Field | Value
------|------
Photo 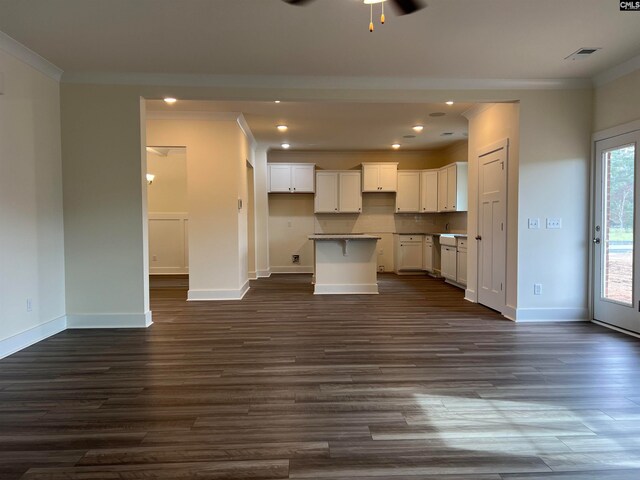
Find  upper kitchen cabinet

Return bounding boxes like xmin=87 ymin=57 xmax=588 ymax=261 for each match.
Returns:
xmin=315 ymin=171 xmax=362 ymax=213
xmin=420 ymin=170 xmax=439 ymax=213
xmin=362 ymin=162 xmax=398 ymax=192
xmin=437 ymin=162 xmax=468 ymax=212
xmin=396 ymin=169 xmax=438 ymax=214
xmin=396 ymin=171 xmax=421 ymax=213
xmin=268 ymin=163 xmax=315 ymax=193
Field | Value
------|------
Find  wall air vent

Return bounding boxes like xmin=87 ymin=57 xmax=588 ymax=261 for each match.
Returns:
xmin=565 ymin=48 xmax=601 ymax=61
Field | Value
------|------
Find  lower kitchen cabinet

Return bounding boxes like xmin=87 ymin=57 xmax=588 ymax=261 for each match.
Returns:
xmin=423 ymin=235 xmax=435 ymax=273
xmin=394 ymin=235 xmax=424 ymax=273
xmin=456 ymin=238 xmax=468 ymax=286
xmin=440 ymin=245 xmax=457 ymax=281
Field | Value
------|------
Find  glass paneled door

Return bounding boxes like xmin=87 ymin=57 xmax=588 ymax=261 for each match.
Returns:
xmin=593 ymin=130 xmax=640 ymax=333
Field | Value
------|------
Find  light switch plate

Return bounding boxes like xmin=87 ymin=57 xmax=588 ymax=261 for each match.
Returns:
xmin=546 ymin=218 xmax=562 ymax=229
xmin=528 ymin=218 xmax=540 ymax=229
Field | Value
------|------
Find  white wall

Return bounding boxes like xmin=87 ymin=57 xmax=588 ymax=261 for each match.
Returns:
xmin=594 ymin=69 xmax=640 ymax=132
xmin=0 ymin=44 xmax=66 ymax=356
xmin=147 ymin=149 xmax=188 ymax=212
xmin=467 ymin=92 xmax=592 ymax=322
xmin=267 ymin=149 xmax=468 ymax=272
xmin=146 ymin=115 xmax=251 ymax=300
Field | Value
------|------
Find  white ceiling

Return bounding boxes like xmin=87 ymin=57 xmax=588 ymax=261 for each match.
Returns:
xmin=146 ymin=99 xmax=474 ymax=150
xmin=0 ymin=0 xmax=638 ymax=80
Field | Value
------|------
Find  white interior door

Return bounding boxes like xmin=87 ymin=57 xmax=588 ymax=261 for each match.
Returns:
xmin=477 ymin=141 xmax=507 ymax=312
xmin=593 ymin=131 xmax=640 ymax=333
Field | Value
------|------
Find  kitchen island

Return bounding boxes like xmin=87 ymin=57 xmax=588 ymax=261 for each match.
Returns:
xmin=308 ymin=234 xmax=381 ymax=294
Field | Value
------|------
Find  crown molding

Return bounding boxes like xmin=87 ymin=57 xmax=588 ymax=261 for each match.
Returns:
xmin=0 ymin=30 xmax=63 ymax=81
xmin=461 ymin=103 xmax=496 ymax=120
xmin=145 ymin=110 xmax=240 ymax=121
xmin=593 ymin=53 xmax=640 ymax=87
xmin=61 ymin=71 xmax=590 ymax=91
xmin=237 ymin=113 xmax=257 ymax=151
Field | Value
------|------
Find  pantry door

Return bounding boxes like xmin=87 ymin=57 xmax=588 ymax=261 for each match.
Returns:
xmin=593 ymin=130 xmax=640 ymax=333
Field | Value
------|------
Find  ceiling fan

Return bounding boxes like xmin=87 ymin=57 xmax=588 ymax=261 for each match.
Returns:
xmin=282 ymin=0 xmax=426 ymax=32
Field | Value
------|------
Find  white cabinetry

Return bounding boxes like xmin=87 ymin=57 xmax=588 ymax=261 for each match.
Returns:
xmin=362 ymin=163 xmax=398 ymax=192
xmin=268 ymin=163 xmax=315 ymax=193
xmin=396 ymin=171 xmax=421 ymax=212
xmin=423 ymin=235 xmax=437 ymax=273
xmin=396 ymin=169 xmax=439 ymax=214
xmin=456 ymin=238 xmax=468 ymax=286
xmin=420 ymin=170 xmax=439 ymax=213
xmin=395 ymin=235 xmax=424 ymax=273
xmin=315 ymin=171 xmax=362 ymax=213
xmin=437 ymin=162 xmax=468 ymax=212
xmin=440 ymin=245 xmax=457 ymax=281
xmin=440 ymin=235 xmax=467 ymax=287
xmin=339 ymin=171 xmax=362 ymax=213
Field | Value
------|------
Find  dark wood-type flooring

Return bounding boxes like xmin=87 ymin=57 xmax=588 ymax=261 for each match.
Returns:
xmin=1 ymin=274 xmax=640 ymax=479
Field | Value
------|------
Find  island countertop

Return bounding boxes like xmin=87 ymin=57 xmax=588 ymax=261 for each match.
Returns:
xmin=309 ymin=234 xmax=381 ymax=240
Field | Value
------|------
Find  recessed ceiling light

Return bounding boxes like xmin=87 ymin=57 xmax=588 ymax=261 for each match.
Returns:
xmin=274 ymin=100 xmax=281 ymax=104
xmin=281 ymin=143 xmax=290 ymax=149
xmin=391 ymin=143 xmax=401 ymax=149
xmin=164 ymin=97 xmax=177 ymax=104
xmin=412 ymin=125 xmax=424 ymax=133
xmin=277 ymin=125 xmax=288 ymax=132
xmin=446 ymin=101 xmax=454 ymax=105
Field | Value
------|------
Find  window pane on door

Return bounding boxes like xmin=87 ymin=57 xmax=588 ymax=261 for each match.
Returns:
xmin=602 ymin=144 xmax=635 ymax=305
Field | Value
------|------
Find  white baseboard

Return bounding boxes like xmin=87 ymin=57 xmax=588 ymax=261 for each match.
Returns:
xmin=512 ymin=307 xmax=589 ymax=323
xmin=314 ymin=283 xmax=379 ymax=295
xmin=257 ymin=269 xmax=271 ymax=278
xmin=592 ymin=319 xmax=640 ymax=339
xmin=248 ymin=271 xmax=258 ymax=280
xmin=270 ymin=266 xmax=314 ymax=274
xmin=503 ymin=304 xmax=517 ymax=321
xmin=188 ymin=280 xmax=250 ymax=301
xmin=464 ymin=288 xmax=477 ymax=303
xmin=67 ymin=311 xmax=153 ymax=329
xmin=0 ymin=315 xmax=67 ymax=359
xmin=150 ymin=268 xmax=189 ymax=275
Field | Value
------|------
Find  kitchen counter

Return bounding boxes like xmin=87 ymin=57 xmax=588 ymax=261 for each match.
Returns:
xmin=309 ymin=234 xmax=380 ymax=295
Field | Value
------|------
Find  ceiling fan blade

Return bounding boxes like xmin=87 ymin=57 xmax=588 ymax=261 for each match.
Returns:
xmin=389 ymin=0 xmax=426 ymax=15
xmin=281 ymin=0 xmax=316 ymax=5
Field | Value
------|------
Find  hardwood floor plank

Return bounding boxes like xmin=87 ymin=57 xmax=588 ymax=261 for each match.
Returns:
xmin=0 ymin=274 xmax=637 ymax=479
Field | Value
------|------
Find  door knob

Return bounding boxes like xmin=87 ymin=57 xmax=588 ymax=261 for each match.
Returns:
xmin=475 ymin=235 xmax=482 ymax=241
xmin=593 ymin=237 xmax=601 ymax=244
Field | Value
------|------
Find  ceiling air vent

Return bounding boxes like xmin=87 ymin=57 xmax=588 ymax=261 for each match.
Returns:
xmin=441 ymin=132 xmax=454 ymax=136
xmin=565 ymin=48 xmax=601 ymax=61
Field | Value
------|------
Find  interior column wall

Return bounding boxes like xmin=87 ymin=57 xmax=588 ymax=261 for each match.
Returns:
xmin=0 ymin=47 xmax=66 ymax=355
xmin=146 ymin=116 xmax=249 ymax=300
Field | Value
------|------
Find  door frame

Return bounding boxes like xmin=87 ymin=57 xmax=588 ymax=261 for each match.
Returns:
xmin=590 ymin=119 xmax=640 ymax=336
xmin=474 ymin=138 xmax=509 ymax=315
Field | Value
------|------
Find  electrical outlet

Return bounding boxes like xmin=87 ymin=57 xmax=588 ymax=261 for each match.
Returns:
xmin=546 ymin=218 xmax=562 ymax=229
xmin=528 ymin=218 xmax=540 ymax=229
xmin=378 ymin=265 xmax=385 ymax=273
xmin=534 ymin=284 xmax=542 ymax=295
xmin=26 ymin=298 xmax=33 ymax=312
xmin=152 ymin=255 xmax=157 ymax=261
xmin=292 ymin=255 xmax=300 ymax=264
